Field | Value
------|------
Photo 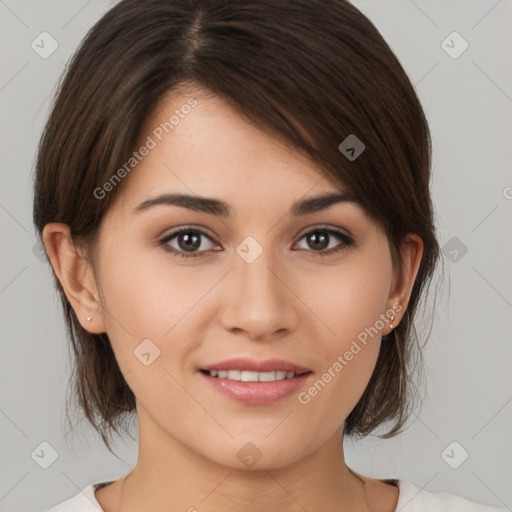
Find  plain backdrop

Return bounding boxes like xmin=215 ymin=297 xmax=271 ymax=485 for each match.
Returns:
xmin=1 ymin=1 xmax=511 ymax=511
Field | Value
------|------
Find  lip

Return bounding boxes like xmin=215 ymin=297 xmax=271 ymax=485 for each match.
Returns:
xmin=199 ymin=371 xmax=312 ymax=405
xmin=200 ymin=357 xmax=311 ymax=374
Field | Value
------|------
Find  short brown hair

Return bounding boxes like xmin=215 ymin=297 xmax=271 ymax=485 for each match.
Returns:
xmin=33 ymin=0 xmax=442 ymax=453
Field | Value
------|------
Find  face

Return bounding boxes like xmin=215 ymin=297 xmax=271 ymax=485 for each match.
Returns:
xmin=79 ymin=87 xmax=413 ymax=469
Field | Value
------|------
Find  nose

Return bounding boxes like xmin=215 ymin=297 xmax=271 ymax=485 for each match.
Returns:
xmin=219 ymin=242 xmax=299 ymax=341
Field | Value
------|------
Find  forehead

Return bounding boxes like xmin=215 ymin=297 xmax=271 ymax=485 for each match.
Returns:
xmin=93 ymin=87 xmax=386 ymax=254
xmin=114 ymin=87 xmax=348 ymax=209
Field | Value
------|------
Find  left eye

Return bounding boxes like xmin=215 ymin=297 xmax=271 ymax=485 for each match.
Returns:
xmin=294 ymin=228 xmax=354 ymax=256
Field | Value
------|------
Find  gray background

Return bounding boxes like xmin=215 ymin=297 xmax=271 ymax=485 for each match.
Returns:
xmin=1 ymin=0 xmax=511 ymax=511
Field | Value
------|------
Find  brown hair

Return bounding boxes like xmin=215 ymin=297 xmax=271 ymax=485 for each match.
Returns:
xmin=33 ymin=0 xmax=443 ymax=453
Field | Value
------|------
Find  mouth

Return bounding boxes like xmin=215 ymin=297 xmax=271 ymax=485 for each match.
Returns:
xmin=197 ymin=358 xmax=313 ymax=405
xmin=199 ymin=369 xmax=311 ymax=382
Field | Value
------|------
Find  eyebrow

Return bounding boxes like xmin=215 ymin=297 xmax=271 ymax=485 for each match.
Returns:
xmin=134 ymin=191 xmax=362 ymax=217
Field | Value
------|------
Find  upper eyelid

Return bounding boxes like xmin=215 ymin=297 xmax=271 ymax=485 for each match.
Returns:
xmin=296 ymin=224 xmax=353 ymax=239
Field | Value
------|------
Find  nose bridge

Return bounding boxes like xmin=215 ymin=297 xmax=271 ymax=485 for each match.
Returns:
xmin=234 ymin=234 xmax=282 ymax=303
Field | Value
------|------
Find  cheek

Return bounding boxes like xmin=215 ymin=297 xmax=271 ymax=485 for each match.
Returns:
xmin=93 ymin=252 xmax=204 ymax=413
xmin=303 ymin=250 xmax=392 ymax=348
xmin=95 ymin=245 xmax=218 ymax=372
xmin=98 ymin=246 xmax=207 ymax=332
xmin=294 ymin=250 xmax=391 ymax=414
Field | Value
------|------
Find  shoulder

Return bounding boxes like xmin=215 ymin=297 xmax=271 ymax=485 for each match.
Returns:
xmin=44 ymin=481 xmax=113 ymax=512
xmin=395 ymin=479 xmax=507 ymax=512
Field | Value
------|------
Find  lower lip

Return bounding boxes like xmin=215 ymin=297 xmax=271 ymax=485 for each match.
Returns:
xmin=199 ymin=371 xmax=312 ymax=405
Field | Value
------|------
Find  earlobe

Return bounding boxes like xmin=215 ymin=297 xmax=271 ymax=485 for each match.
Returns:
xmin=42 ymin=223 xmax=106 ymax=334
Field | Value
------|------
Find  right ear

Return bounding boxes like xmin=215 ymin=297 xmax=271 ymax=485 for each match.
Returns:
xmin=42 ymin=223 xmax=107 ymax=334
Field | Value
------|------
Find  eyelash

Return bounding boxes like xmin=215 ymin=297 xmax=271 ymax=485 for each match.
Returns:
xmin=159 ymin=226 xmax=355 ymax=260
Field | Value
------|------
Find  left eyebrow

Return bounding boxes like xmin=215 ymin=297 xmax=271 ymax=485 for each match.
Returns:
xmin=133 ymin=191 xmax=362 ymax=218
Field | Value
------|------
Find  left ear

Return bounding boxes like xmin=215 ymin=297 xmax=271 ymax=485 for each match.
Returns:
xmin=387 ymin=233 xmax=424 ymax=326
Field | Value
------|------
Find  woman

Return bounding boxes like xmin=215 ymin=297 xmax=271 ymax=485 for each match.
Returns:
xmin=35 ymin=0 xmax=505 ymax=510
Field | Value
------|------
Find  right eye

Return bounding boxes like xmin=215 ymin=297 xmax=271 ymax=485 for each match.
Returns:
xmin=159 ymin=227 xmax=220 ymax=259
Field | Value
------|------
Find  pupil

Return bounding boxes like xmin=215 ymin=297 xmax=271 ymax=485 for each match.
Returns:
xmin=309 ymin=232 xmax=328 ymax=250
xmin=179 ymin=232 xmax=200 ymax=251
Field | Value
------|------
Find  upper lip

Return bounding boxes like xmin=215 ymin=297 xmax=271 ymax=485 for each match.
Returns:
xmin=200 ymin=358 xmax=312 ymax=374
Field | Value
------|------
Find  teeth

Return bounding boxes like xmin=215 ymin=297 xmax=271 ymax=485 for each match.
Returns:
xmin=241 ymin=370 xmax=261 ymax=382
xmin=206 ymin=369 xmax=299 ymax=381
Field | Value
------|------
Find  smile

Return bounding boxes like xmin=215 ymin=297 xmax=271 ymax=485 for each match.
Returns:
xmin=202 ymin=369 xmax=303 ymax=381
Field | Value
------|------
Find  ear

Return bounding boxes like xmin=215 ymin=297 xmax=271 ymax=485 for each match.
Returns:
xmin=386 ymin=233 xmax=424 ymax=331
xmin=42 ymin=223 xmax=106 ymax=334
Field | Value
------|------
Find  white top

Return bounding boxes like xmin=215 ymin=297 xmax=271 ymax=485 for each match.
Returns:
xmin=45 ymin=478 xmax=507 ymax=511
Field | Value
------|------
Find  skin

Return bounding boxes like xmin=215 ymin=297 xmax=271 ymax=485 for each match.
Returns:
xmin=43 ymin=85 xmax=423 ymax=512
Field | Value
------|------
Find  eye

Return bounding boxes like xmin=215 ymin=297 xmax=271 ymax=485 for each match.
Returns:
xmin=158 ymin=226 xmax=355 ymax=260
xmin=159 ymin=227 xmax=219 ymax=259
xmin=294 ymin=227 xmax=355 ymax=256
